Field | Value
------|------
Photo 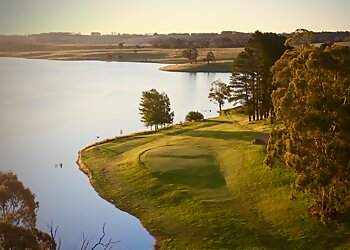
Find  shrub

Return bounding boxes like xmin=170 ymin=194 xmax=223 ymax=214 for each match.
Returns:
xmin=185 ymin=111 xmax=204 ymax=122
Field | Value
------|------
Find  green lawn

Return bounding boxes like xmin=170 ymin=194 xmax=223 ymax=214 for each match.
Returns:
xmin=79 ymin=114 xmax=350 ymax=249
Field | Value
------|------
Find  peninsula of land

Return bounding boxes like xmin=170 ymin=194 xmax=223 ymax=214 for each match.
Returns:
xmin=78 ymin=112 xmax=350 ymax=249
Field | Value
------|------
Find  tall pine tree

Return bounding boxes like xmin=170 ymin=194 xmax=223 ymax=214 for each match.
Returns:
xmin=230 ymin=31 xmax=288 ymax=120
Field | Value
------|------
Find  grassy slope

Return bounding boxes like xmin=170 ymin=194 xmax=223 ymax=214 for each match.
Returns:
xmin=80 ymin=114 xmax=350 ymax=249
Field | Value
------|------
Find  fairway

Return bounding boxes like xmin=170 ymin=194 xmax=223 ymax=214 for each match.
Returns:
xmin=79 ymin=114 xmax=350 ymax=249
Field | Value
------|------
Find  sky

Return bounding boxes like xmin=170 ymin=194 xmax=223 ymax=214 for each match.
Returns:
xmin=0 ymin=0 xmax=349 ymax=35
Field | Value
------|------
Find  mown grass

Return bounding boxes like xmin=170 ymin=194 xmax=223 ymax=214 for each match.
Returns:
xmin=80 ymin=114 xmax=350 ymax=249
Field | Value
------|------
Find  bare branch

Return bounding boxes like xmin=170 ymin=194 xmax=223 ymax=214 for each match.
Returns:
xmin=46 ymin=220 xmax=60 ymax=250
xmin=47 ymin=220 xmax=59 ymax=240
xmin=90 ymin=223 xmax=116 ymax=250
xmin=81 ymin=232 xmax=92 ymax=250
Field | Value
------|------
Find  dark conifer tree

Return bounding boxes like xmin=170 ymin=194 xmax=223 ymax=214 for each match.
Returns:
xmin=230 ymin=31 xmax=288 ymax=120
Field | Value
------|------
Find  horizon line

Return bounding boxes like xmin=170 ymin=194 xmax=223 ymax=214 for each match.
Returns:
xmin=1 ymin=29 xmax=350 ymax=37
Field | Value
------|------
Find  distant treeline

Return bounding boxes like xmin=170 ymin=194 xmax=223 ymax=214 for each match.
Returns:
xmin=151 ymin=31 xmax=251 ymax=48
xmin=0 ymin=31 xmax=349 ymax=51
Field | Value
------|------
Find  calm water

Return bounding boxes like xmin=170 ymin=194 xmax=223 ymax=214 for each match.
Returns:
xmin=0 ymin=57 xmax=230 ymax=249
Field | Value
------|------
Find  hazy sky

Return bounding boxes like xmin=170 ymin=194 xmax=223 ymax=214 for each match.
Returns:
xmin=0 ymin=0 xmax=349 ymax=35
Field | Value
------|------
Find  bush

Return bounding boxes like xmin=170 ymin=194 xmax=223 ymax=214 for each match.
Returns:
xmin=185 ymin=111 xmax=204 ymax=122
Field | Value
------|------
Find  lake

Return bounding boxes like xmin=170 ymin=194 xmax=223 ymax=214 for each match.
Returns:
xmin=0 ymin=57 xmax=231 ymax=249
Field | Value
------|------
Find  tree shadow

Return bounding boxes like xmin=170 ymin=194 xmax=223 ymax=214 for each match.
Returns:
xmin=186 ymin=130 xmax=262 ymax=141
xmin=223 ymin=209 xmax=350 ymax=250
xmin=166 ymin=121 xmax=219 ymax=136
xmin=153 ymin=165 xmax=227 ymax=189
xmin=335 ymin=212 xmax=350 ymax=230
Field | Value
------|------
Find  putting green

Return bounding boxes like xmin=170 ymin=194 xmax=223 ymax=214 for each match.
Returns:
xmin=142 ymin=145 xmax=227 ymax=189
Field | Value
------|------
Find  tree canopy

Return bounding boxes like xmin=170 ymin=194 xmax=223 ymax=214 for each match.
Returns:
xmin=230 ymin=31 xmax=288 ymax=121
xmin=182 ymin=48 xmax=198 ymax=64
xmin=0 ymin=172 xmax=56 ymax=249
xmin=0 ymin=172 xmax=38 ymax=228
xmin=139 ymin=89 xmax=174 ymax=130
xmin=208 ymin=80 xmax=231 ymax=112
xmin=185 ymin=111 xmax=204 ymax=122
xmin=265 ymin=44 xmax=350 ymax=221
xmin=206 ymin=51 xmax=215 ymax=64
xmin=284 ymin=28 xmax=314 ymax=50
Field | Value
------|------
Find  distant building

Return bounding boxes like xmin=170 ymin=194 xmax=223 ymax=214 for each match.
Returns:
xmin=91 ymin=32 xmax=101 ymax=37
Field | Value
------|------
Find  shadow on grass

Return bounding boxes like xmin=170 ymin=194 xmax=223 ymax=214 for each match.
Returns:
xmin=150 ymin=154 xmax=213 ymax=160
xmin=166 ymin=120 xmax=233 ymax=136
xmin=336 ymin=212 xmax=350 ymax=230
xmin=153 ymin=165 xmax=227 ymax=189
xmin=223 ymin=208 xmax=350 ymax=250
xmin=187 ymin=130 xmax=261 ymax=141
xmin=240 ymin=226 xmax=293 ymax=250
xmin=166 ymin=121 xmax=216 ymax=135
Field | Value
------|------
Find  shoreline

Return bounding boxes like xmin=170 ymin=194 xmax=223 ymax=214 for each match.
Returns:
xmin=75 ymin=125 xmax=189 ymax=249
xmin=0 ymin=47 xmax=242 ymax=72
xmin=0 ymin=55 xmax=233 ymax=73
xmin=76 ymin=148 xmax=160 ymax=250
xmin=159 ymin=61 xmax=233 ymax=73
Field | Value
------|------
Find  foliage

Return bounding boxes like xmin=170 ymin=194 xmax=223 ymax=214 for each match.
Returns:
xmin=212 ymin=36 xmax=234 ymax=48
xmin=150 ymin=37 xmax=187 ymax=49
xmin=208 ymin=80 xmax=231 ymax=111
xmin=182 ymin=48 xmax=198 ymax=64
xmin=285 ymin=28 xmax=314 ymax=50
xmin=205 ymin=51 xmax=215 ymax=64
xmin=0 ymin=172 xmax=56 ymax=249
xmin=230 ymin=30 xmax=288 ymax=121
xmin=118 ymin=42 xmax=125 ymax=50
xmin=185 ymin=111 xmax=204 ymax=122
xmin=139 ymin=89 xmax=174 ymax=130
xmin=0 ymin=172 xmax=38 ymax=228
xmin=265 ymin=44 xmax=350 ymax=221
xmin=0 ymin=222 xmax=56 ymax=250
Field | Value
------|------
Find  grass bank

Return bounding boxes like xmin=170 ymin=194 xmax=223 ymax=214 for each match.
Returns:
xmin=79 ymin=114 xmax=350 ymax=249
xmin=159 ymin=61 xmax=233 ymax=73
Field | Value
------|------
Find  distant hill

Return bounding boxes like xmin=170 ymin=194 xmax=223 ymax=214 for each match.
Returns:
xmin=0 ymin=31 xmax=349 ymax=52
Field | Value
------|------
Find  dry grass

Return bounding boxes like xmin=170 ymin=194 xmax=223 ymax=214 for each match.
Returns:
xmin=0 ymin=45 xmax=243 ymax=65
xmin=160 ymin=61 xmax=234 ymax=73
